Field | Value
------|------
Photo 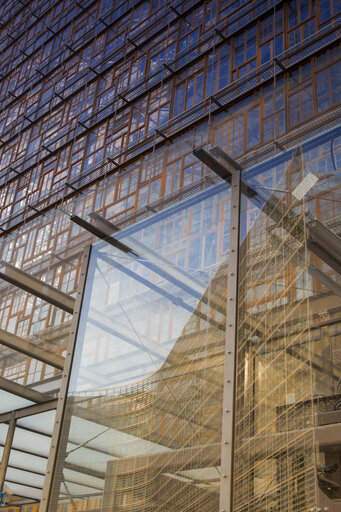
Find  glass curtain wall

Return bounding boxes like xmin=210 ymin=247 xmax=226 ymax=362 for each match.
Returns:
xmin=47 ymin=127 xmax=341 ymax=512
xmin=233 ymin=129 xmax=341 ymax=512
xmin=49 ymin=180 xmax=231 ymax=511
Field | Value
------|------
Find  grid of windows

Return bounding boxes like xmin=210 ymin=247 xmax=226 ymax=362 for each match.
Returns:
xmin=0 ymin=1 xmax=340 ymax=509
xmin=0 ymin=0 xmax=339 ymax=235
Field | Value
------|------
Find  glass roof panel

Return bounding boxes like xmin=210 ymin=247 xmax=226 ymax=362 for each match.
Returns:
xmin=68 ymin=415 xmax=166 ymax=458
xmin=63 ymin=468 xmax=104 ymax=491
xmin=0 ymin=447 xmax=48 ymax=473
xmin=0 ymin=390 xmax=34 ymax=413
xmin=30 ymin=375 xmax=61 ymax=394
xmin=12 ymin=427 xmax=51 ymax=458
xmin=16 ymin=410 xmax=56 ymax=435
xmin=5 ymin=467 xmax=44 ymax=488
xmin=0 ymin=423 xmax=8 ymax=444
xmin=65 ymin=445 xmax=112 ymax=473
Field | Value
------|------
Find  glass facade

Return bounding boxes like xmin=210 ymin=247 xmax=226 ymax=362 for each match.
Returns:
xmin=0 ymin=0 xmax=340 ymax=510
xmin=51 ymin=182 xmax=230 ymax=510
xmin=44 ymin=125 xmax=341 ymax=512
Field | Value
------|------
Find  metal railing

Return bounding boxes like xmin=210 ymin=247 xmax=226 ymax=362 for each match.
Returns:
xmin=0 ymin=0 xmax=143 ymax=114
xmin=0 ymin=0 xmax=281 ymax=175
xmin=0 ymin=0 xmax=57 ymax=57
xmin=1 ymin=19 xmax=339 ymax=234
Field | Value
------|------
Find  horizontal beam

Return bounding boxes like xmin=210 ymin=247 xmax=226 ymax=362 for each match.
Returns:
xmin=4 ymin=477 xmax=43 ymax=490
xmin=193 ymin=147 xmax=234 ymax=181
xmin=64 ymin=461 xmax=105 ymax=480
xmin=308 ymin=265 xmax=341 ymax=298
xmin=0 ymin=328 xmax=64 ymax=370
xmin=107 ymin=442 xmax=221 ymax=474
xmin=0 ymin=440 xmax=48 ymax=459
xmin=0 ymin=375 xmax=49 ymax=404
xmin=209 ymin=147 xmax=258 ymax=199
xmin=0 ymin=260 xmax=75 ymax=314
xmin=307 ymin=239 xmax=341 ymax=276
xmin=308 ymin=219 xmax=341 ymax=264
xmin=194 ymin=147 xmax=258 ymax=204
xmin=70 ymin=215 xmax=138 ymax=256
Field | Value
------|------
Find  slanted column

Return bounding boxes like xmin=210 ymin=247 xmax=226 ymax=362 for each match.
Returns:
xmin=0 ymin=411 xmax=16 ymax=496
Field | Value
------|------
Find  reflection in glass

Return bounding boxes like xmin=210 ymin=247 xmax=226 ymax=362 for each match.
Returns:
xmin=51 ymin=184 xmax=231 ymax=511
xmin=233 ymin=131 xmax=341 ymax=512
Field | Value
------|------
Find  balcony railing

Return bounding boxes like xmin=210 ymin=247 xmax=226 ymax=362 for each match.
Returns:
xmin=1 ymin=19 xmax=339 ymax=235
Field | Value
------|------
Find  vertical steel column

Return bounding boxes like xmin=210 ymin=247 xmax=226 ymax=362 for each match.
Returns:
xmin=0 ymin=411 xmax=16 ymax=493
xmin=40 ymin=245 xmax=92 ymax=512
xmin=219 ymin=168 xmax=241 ymax=512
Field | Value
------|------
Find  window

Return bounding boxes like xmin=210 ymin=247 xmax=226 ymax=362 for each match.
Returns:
xmin=260 ymin=10 xmax=284 ymax=65
xmin=173 ymin=66 xmax=204 ymax=116
xmin=147 ymin=83 xmax=171 ymax=130
xmin=233 ymin=25 xmax=257 ymax=79
xmin=315 ymin=60 xmax=341 ymax=111
xmin=289 ymin=86 xmax=313 ymax=126
xmin=247 ymin=105 xmax=260 ymax=149
xmin=288 ymin=0 xmax=316 ymax=45
xmin=204 ymin=0 xmax=217 ymax=30
xmin=214 ymin=113 xmax=244 ymax=158
xmin=318 ymin=0 xmax=341 ymax=23
xmin=263 ymin=80 xmax=286 ymax=141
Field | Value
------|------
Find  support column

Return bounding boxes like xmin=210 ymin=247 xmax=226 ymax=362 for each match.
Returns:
xmin=219 ymin=168 xmax=241 ymax=512
xmin=40 ymin=245 xmax=91 ymax=512
xmin=0 ymin=411 xmax=16 ymax=494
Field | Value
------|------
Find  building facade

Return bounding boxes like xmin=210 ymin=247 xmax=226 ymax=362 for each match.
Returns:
xmin=0 ymin=0 xmax=340 ymax=511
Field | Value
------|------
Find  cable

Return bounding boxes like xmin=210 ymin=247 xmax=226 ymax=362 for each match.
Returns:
xmin=116 ymin=297 xmax=222 ymax=481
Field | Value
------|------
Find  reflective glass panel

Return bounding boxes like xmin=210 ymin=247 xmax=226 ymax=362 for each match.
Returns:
xmin=50 ymin=181 xmax=231 ymax=511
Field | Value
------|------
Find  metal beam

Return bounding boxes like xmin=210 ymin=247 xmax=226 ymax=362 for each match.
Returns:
xmin=194 ymin=147 xmax=242 ymax=512
xmin=70 ymin=215 xmax=138 ymax=256
xmin=209 ymin=147 xmax=258 ymax=200
xmin=194 ymin=147 xmax=244 ymax=511
xmin=0 ymin=260 xmax=75 ymax=314
xmin=0 ymin=411 xmax=16 ymax=492
xmin=64 ymin=461 xmax=105 ymax=480
xmin=307 ymin=239 xmax=341 ymax=276
xmin=308 ymin=265 xmax=341 ymax=298
xmin=193 ymin=147 xmax=235 ymax=181
xmin=90 ymin=213 xmax=225 ymax=315
xmin=0 ymin=399 xmax=57 ymax=424
xmin=308 ymin=219 xmax=341 ymax=264
xmin=0 ymin=329 xmax=64 ymax=370
xmin=40 ymin=245 xmax=91 ymax=512
xmin=0 ymin=376 xmax=49 ymax=404
xmin=220 ymin=162 xmax=241 ymax=512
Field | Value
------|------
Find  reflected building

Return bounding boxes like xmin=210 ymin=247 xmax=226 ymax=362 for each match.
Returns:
xmin=0 ymin=1 xmax=340 ymax=512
